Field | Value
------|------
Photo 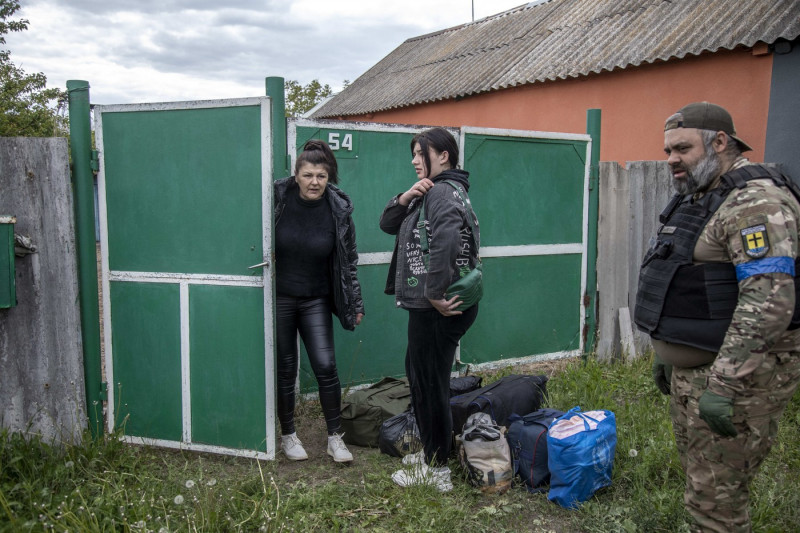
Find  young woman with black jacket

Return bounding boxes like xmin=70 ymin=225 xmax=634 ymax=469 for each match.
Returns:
xmin=379 ymin=127 xmax=480 ymax=491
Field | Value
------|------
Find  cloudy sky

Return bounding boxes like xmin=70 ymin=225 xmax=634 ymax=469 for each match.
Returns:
xmin=5 ymin=0 xmax=528 ymax=105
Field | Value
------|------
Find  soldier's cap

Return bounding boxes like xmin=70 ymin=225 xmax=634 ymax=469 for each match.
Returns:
xmin=664 ymin=102 xmax=753 ymax=152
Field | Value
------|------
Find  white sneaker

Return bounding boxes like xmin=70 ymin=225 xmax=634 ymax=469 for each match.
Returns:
xmin=327 ymin=433 xmax=354 ymax=463
xmin=402 ymin=451 xmax=425 ymax=466
xmin=391 ymin=464 xmax=453 ymax=492
xmin=281 ymin=433 xmax=308 ymax=461
xmin=430 ymin=466 xmax=454 ymax=492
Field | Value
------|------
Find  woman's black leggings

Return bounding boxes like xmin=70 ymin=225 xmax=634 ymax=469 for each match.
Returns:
xmin=275 ymin=295 xmax=343 ymax=436
xmin=406 ymin=304 xmax=479 ymax=467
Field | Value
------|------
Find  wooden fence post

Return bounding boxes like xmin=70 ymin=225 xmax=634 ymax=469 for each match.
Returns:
xmin=597 ymin=161 xmax=673 ymax=358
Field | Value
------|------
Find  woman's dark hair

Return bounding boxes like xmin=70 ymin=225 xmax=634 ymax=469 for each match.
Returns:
xmin=410 ymin=127 xmax=459 ymax=174
xmin=295 ymin=139 xmax=338 ymax=184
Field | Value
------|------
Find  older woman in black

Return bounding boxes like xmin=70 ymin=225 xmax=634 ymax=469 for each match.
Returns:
xmin=273 ymin=140 xmax=364 ymax=462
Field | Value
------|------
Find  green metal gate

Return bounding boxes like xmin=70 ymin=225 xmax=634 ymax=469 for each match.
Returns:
xmin=96 ymin=98 xmax=275 ymax=458
xmin=289 ymin=119 xmax=593 ymax=392
xmin=95 ymin=102 xmax=593 ymax=455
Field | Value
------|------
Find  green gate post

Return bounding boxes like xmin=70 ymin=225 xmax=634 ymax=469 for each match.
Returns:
xmin=265 ymin=77 xmax=288 ymax=179
xmin=67 ymin=80 xmax=103 ymax=438
xmin=584 ymin=109 xmax=601 ymax=358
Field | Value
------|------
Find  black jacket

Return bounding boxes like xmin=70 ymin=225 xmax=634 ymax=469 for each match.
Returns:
xmin=274 ymin=177 xmax=364 ymax=330
xmin=379 ymin=169 xmax=479 ymax=309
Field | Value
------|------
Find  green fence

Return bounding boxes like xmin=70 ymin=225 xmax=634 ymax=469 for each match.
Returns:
xmin=290 ymin=120 xmax=593 ymax=392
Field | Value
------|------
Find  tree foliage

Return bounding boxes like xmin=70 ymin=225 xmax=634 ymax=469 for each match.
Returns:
xmin=284 ymin=79 xmax=333 ymax=117
xmin=0 ymin=0 xmax=66 ymax=137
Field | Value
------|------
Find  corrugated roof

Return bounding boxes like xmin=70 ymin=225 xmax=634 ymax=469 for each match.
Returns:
xmin=313 ymin=0 xmax=800 ymax=118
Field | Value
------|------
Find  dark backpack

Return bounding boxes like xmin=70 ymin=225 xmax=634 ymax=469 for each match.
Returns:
xmin=340 ymin=377 xmax=412 ymax=447
xmin=450 ymin=374 xmax=548 ymax=433
xmin=507 ymin=408 xmax=565 ymax=493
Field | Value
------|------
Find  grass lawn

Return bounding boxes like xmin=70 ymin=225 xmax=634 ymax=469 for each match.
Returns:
xmin=2 ymin=355 xmax=798 ymax=532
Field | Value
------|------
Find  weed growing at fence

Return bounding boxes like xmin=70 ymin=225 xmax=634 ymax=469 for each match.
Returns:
xmin=1 ymin=355 xmax=798 ymax=532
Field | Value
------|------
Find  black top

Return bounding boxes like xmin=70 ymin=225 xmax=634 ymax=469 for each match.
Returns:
xmin=275 ymin=189 xmax=335 ymax=297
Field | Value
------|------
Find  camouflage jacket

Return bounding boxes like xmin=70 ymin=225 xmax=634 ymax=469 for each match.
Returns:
xmin=696 ymin=159 xmax=800 ymax=397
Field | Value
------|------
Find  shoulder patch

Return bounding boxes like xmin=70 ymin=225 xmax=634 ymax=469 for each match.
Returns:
xmin=741 ymin=224 xmax=770 ymax=258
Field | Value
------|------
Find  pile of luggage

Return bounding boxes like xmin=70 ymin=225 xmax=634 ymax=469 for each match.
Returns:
xmin=340 ymin=373 xmax=617 ymax=508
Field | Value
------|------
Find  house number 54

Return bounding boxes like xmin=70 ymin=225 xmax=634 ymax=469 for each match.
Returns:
xmin=327 ymin=132 xmax=353 ymax=151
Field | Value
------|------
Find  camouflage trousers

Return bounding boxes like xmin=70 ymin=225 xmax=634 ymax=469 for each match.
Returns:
xmin=670 ymin=351 xmax=800 ymax=533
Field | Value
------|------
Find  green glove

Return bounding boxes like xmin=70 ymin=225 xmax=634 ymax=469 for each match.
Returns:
xmin=698 ymin=390 xmax=738 ymax=437
xmin=652 ymin=354 xmax=673 ymax=395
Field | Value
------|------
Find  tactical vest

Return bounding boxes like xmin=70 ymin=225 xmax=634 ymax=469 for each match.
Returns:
xmin=633 ymin=164 xmax=800 ymax=353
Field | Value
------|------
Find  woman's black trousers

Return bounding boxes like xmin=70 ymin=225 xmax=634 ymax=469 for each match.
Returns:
xmin=275 ymin=295 xmax=343 ymax=436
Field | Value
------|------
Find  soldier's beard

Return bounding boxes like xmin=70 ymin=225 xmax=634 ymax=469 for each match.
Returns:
xmin=672 ymin=150 xmax=721 ymax=195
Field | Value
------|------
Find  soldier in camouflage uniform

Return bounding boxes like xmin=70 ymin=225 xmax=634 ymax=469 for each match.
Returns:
xmin=634 ymin=102 xmax=800 ymax=532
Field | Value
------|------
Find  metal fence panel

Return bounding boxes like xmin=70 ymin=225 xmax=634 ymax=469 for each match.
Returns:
xmin=97 ymin=98 xmax=275 ymax=459
xmin=460 ymin=130 xmax=590 ymax=364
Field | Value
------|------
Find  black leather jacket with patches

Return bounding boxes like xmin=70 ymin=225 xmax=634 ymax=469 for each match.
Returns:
xmin=379 ymin=169 xmax=479 ymax=309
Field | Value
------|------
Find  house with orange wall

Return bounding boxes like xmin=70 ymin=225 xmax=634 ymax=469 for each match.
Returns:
xmin=313 ymin=0 xmax=800 ymax=177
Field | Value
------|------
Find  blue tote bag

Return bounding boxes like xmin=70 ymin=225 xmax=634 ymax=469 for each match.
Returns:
xmin=547 ymin=406 xmax=617 ymax=509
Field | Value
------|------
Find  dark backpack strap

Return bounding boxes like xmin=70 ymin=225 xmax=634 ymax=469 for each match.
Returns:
xmin=722 ymin=164 xmax=786 ymax=189
xmin=451 ymin=377 xmax=504 ymax=407
xmin=521 ymin=408 xmax=565 ymax=426
xmin=724 ymin=167 xmax=750 ymax=189
xmin=720 ymin=164 xmax=800 ymax=207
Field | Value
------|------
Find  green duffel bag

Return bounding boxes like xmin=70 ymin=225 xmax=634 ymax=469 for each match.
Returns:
xmin=340 ymin=377 xmax=412 ymax=447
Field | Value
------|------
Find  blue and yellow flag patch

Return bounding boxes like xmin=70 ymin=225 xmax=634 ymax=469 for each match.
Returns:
xmin=741 ymin=224 xmax=770 ymax=258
